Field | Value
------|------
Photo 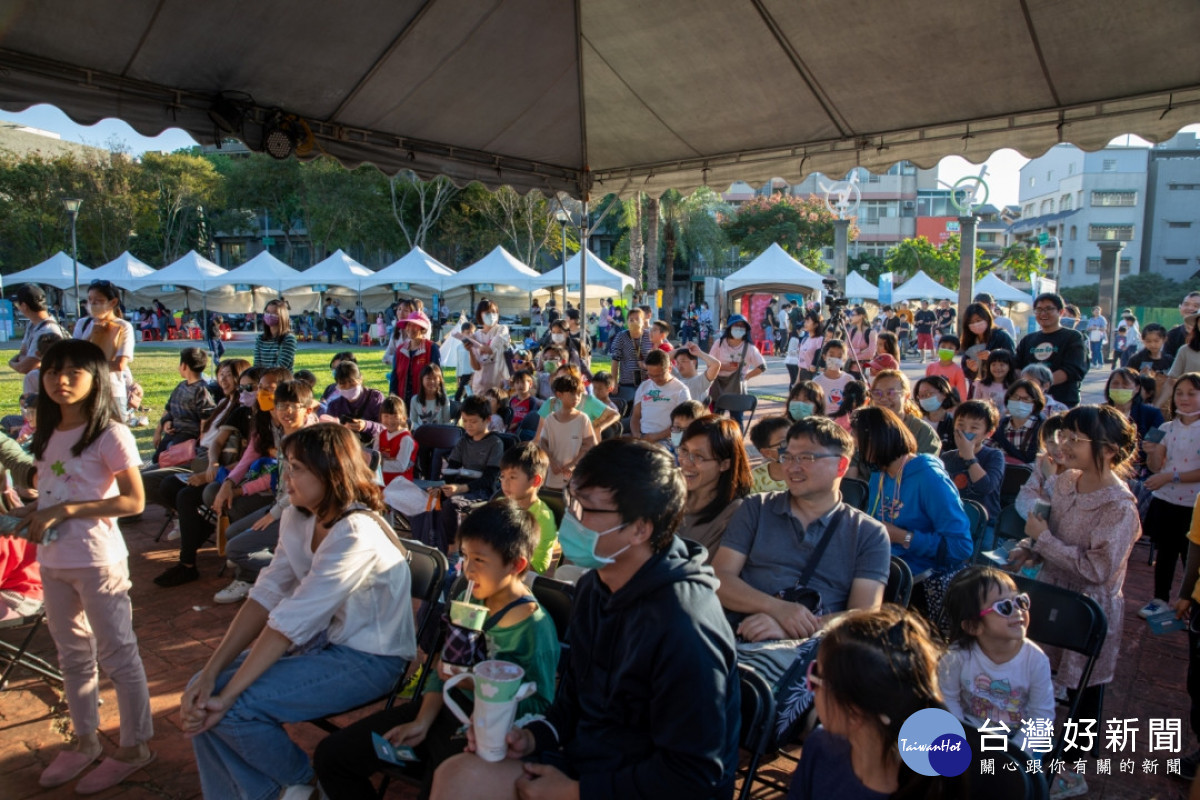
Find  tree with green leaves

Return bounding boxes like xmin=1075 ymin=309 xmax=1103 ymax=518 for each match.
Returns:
xmin=658 ymin=187 xmax=729 ymax=315
xmin=883 ymin=235 xmax=988 ymax=289
xmin=137 ymin=151 xmax=222 ymax=264
xmin=722 ymin=193 xmax=850 ymax=269
xmin=988 ymin=242 xmax=1047 ymax=283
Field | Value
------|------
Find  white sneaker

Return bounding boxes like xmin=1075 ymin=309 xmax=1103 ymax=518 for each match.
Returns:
xmin=1139 ymin=598 xmax=1170 ymax=618
xmin=165 ymin=521 xmax=181 ymax=541
xmin=213 ymin=580 xmax=253 ymax=604
xmin=278 ymin=786 xmax=313 ymax=800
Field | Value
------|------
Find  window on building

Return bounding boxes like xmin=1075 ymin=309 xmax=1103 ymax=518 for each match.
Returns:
xmin=1165 ymin=258 xmax=1189 ymax=266
xmin=1069 ymin=225 xmax=1077 ymax=241
xmin=1102 ymin=159 xmax=1118 ymax=172
xmin=1068 ymin=258 xmax=1075 ymax=274
xmin=860 ymin=200 xmax=896 ymax=222
xmin=978 ymin=232 xmax=996 ymax=243
xmin=1040 ymin=199 xmax=1054 ymax=214
xmin=220 ymin=242 xmax=246 ymax=266
xmin=1029 ymin=176 xmax=1036 ymax=187
xmin=1089 ymin=224 xmax=1134 ymax=241
xmin=1060 ymin=194 xmax=1073 ymax=211
xmin=1024 ymin=203 xmax=1035 ymax=217
xmin=1091 ymin=190 xmax=1137 ymax=207
xmin=1168 ymin=183 xmax=1200 ymax=190
xmin=1085 ymin=258 xmax=1132 ymax=274
xmin=1068 ymin=163 xmax=1076 ymax=175
xmin=1168 ymin=221 xmax=1193 ymax=228
xmin=1046 ymin=170 xmax=1053 ymax=181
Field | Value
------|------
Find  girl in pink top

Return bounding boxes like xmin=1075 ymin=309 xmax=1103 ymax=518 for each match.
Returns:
xmin=15 ymin=339 xmax=154 ymax=793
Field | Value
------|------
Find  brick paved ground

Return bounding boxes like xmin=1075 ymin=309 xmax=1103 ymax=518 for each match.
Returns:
xmin=1 ymin=353 xmax=1194 ymax=799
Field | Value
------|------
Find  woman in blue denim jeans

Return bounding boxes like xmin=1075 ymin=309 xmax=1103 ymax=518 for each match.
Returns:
xmin=180 ymin=424 xmax=417 ymax=800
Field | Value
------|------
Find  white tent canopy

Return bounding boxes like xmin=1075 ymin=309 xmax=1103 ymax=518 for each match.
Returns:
xmin=535 ymin=250 xmax=633 ymax=299
xmin=2 ymin=2 xmax=1196 ymax=199
xmin=975 ymin=272 xmax=1034 ymax=305
xmin=6 ymin=251 xmax=93 ymax=290
xmin=891 ymin=270 xmax=956 ymax=302
xmin=126 ymin=250 xmax=227 ymax=291
xmin=362 ymin=246 xmax=456 ymax=292
xmin=221 ymin=250 xmax=304 ymax=293
xmin=281 ymin=249 xmax=375 ymax=292
xmin=845 ymin=271 xmax=879 ymax=301
xmin=443 ymin=246 xmax=545 ymax=293
xmin=88 ymin=251 xmax=155 ymax=288
xmin=723 ymin=244 xmax=825 ymax=295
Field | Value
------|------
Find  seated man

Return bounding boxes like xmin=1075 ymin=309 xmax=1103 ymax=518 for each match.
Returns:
xmin=431 ymin=439 xmax=740 ymax=800
xmin=713 ymin=417 xmax=891 ymax=643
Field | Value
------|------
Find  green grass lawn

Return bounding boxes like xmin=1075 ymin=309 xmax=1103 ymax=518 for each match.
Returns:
xmin=0 ymin=343 xmax=611 ymax=458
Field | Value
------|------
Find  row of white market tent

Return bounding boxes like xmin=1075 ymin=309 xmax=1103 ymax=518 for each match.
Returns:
xmin=719 ymin=243 xmax=1032 ymax=306
xmin=2 ymin=246 xmax=637 ymax=316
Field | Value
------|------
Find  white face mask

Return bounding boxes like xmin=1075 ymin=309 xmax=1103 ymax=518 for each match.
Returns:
xmin=552 ymin=333 xmax=566 ymax=344
xmin=826 ymin=356 xmax=844 ymax=371
xmin=730 ymin=327 xmax=746 ymax=340
xmin=483 ymin=313 xmax=498 ymax=326
xmin=339 ymin=385 xmax=364 ymax=402
xmin=670 ymin=431 xmax=684 ymax=448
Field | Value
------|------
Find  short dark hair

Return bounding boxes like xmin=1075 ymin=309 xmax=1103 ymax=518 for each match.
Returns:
xmin=34 ymin=331 xmax=63 ymax=358
xmin=786 ymin=416 xmax=854 ymax=458
xmin=953 ymin=399 xmax=998 ymax=430
xmin=15 ymin=284 xmax=47 ymax=312
xmin=670 ymin=399 xmax=707 ymax=422
xmin=511 ymin=369 xmax=535 ymax=385
xmin=334 ymin=361 xmax=362 ymax=384
xmin=381 ymin=394 xmax=407 ymax=421
xmin=457 ymin=499 xmax=539 ymax=571
xmin=749 ymin=415 xmax=792 ymax=450
xmin=459 ymin=395 xmax=491 ymax=420
xmin=179 ymin=346 xmax=209 ymax=375
xmin=1142 ymin=323 xmax=1167 ymax=339
xmin=1034 ymin=292 xmax=1065 ymax=311
xmin=330 ymin=351 xmax=357 ymax=367
xmin=590 ymin=370 xmax=613 ymax=387
xmin=293 ymin=369 xmax=317 ymax=389
xmin=500 ymin=441 xmax=548 ymax=481
xmin=852 ymin=407 xmax=916 ymax=470
xmin=652 ymin=320 xmax=671 ymax=336
xmin=275 ymin=379 xmax=314 ymax=407
xmin=672 ymin=348 xmax=697 ymax=363
xmin=939 ymin=334 xmax=960 ymax=349
xmin=1005 ymin=379 xmax=1046 ymax=417
xmin=552 ymin=373 xmax=583 ymax=394
xmin=644 ymin=349 xmax=669 ymax=369
xmin=571 ymin=439 xmax=686 ymax=554
xmin=945 ymin=566 xmax=1018 ymax=647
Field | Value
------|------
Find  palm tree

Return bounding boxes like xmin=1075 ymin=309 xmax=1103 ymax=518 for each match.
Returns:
xmin=645 ymin=194 xmax=660 ymax=302
xmin=659 ymin=187 xmax=729 ymax=320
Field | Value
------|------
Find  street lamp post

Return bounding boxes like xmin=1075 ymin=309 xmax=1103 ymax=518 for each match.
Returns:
xmin=555 ymin=209 xmax=570 ymax=309
xmin=63 ymin=198 xmax=82 ymax=320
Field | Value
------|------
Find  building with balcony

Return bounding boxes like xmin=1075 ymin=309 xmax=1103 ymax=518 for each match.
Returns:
xmin=1141 ymin=132 xmax=1200 ymax=283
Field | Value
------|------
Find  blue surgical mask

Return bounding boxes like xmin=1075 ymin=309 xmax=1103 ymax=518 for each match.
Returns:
xmin=919 ymin=395 xmax=943 ymax=413
xmin=670 ymin=431 xmax=684 ymax=448
xmin=789 ymin=401 xmax=815 ymax=420
xmin=962 ymin=431 xmax=978 ymax=442
xmin=1007 ymin=400 xmax=1035 ymax=419
xmin=557 ymin=513 xmax=629 ymax=570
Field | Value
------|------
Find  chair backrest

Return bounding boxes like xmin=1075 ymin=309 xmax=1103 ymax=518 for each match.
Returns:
xmin=963 ymin=724 xmax=1046 ymax=800
xmin=737 ymin=664 xmax=778 ymax=775
xmin=1013 ymin=575 xmax=1107 ymax=663
xmin=840 ymin=477 xmax=870 ymax=512
xmin=538 ymin=489 xmax=566 ymax=527
xmin=400 ymin=537 xmax=450 ymax=642
xmin=994 ymin=503 xmax=1025 ymax=544
xmin=610 ymin=395 xmax=629 ymax=418
xmin=884 ymin=556 xmax=913 ymax=608
xmin=531 ymin=575 xmax=575 ymax=642
xmin=413 ymin=423 xmax=463 ymax=452
xmin=714 ymin=393 xmax=757 ymax=415
xmin=1000 ymin=463 xmax=1034 ymax=506
xmin=963 ymin=499 xmax=989 ymax=562
xmin=494 ymin=432 xmax=519 ymax=452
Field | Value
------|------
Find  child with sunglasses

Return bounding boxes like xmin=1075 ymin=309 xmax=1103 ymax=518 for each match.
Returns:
xmin=940 ymin=568 xmax=1053 ymax=745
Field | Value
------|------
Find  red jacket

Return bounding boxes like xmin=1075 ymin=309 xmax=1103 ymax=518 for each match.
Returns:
xmin=393 ymin=339 xmax=439 ymax=403
xmin=0 ymin=537 xmax=42 ymax=600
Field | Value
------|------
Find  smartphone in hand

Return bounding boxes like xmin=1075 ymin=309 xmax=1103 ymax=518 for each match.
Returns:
xmin=371 ymin=732 xmax=418 ymax=765
xmin=1032 ymin=499 xmax=1052 ymax=520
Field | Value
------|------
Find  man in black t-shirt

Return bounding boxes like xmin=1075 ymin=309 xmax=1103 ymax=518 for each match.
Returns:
xmin=936 ymin=299 xmax=957 ymax=338
xmin=1164 ymin=291 xmax=1200 ymax=360
xmin=1016 ymin=293 xmax=1089 ymax=407
xmin=914 ymin=300 xmax=937 ymax=362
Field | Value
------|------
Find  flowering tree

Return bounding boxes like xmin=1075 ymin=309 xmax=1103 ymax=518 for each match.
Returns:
xmin=721 ymin=193 xmax=855 ymax=270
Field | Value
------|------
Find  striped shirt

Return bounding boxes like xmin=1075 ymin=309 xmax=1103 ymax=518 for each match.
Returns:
xmin=608 ymin=328 xmax=652 ymax=387
xmin=253 ymin=333 xmax=297 ymax=370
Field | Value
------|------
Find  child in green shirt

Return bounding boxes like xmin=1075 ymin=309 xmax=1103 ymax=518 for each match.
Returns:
xmin=313 ymin=500 xmax=559 ymax=800
xmin=500 ymin=442 xmax=559 ymax=575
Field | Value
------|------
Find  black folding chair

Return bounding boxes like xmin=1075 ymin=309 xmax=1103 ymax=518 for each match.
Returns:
xmin=531 ymin=575 xmax=575 ymax=677
xmin=964 ymin=724 xmax=1049 ymax=800
xmin=713 ymin=393 xmax=757 ymax=433
xmin=609 ymin=395 xmax=629 ymax=418
xmin=0 ymin=608 xmax=63 ymax=690
xmin=963 ymin=499 xmax=989 ymax=563
xmin=736 ymin=664 xmax=778 ymax=800
xmin=537 ymin=489 xmax=566 ymax=527
xmin=884 ymin=556 xmax=914 ymax=608
xmin=413 ymin=424 xmax=463 ymax=480
xmin=1013 ymin=575 xmax=1108 ymax=761
xmin=1000 ymin=463 xmax=1034 ymax=508
xmin=308 ymin=538 xmax=448 ymax=733
xmin=839 ymin=477 xmax=869 ymax=512
xmin=994 ymin=503 xmax=1026 ymax=546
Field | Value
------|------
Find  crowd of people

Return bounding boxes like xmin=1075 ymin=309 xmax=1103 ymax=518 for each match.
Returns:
xmin=3 ymin=282 xmax=1200 ymax=800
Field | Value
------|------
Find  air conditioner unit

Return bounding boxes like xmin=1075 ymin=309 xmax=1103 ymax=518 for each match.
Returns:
xmin=903 ymin=201 xmax=915 ymax=209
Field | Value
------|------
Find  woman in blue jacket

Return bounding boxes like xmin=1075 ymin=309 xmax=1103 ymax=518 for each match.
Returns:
xmin=853 ymin=406 xmax=972 ymax=632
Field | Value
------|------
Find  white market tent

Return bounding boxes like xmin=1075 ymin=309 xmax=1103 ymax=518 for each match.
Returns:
xmin=221 ymin=250 xmax=305 ymax=294
xmin=0 ymin=3 xmax=1195 ymax=200
xmin=281 ymin=249 xmax=375 ymax=292
xmin=723 ymin=243 xmax=825 ymax=296
xmin=126 ymin=250 xmax=227 ymax=292
xmin=362 ymin=246 xmax=456 ymax=292
xmin=444 ymin=246 xmax=546 ymax=293
xmin=891 ymin=270 xmax=956 ymax=302
xmin=6 ymin=251 xmax=93 ymax=290
xmin=535 ymin=250 xmax=633 ymax=299
xmin=89 ymin=251 xmax=155 ymax=287
xmin=976 ymin=272 xmax=1034 ymax=305
xmin=845 ymin=271 xmax=879 ymax=301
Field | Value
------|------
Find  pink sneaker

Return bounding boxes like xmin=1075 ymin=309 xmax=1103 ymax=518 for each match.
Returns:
xmin=38 ymin=750 xmax=100 ymax=788
xmin=74 ymin=752 xmax=156 ymax=795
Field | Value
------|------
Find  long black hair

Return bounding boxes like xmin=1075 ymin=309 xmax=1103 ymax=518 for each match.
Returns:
xmin=31 ymin=339 xmax=122 ymax=459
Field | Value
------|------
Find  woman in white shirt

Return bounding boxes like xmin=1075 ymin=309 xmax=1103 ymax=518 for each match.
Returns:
xmin=181 ymin=424 xmax=416 ymax=800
